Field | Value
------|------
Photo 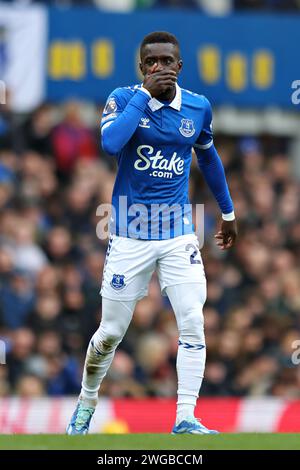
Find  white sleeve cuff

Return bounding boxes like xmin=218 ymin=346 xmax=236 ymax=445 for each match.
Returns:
xmin=222 ymin=211 xmax=235 ymax=221
xmin=194 ymin=140 xmax=213 ymax=150
xmin=140 ymin=86 xmax=152 ymax=98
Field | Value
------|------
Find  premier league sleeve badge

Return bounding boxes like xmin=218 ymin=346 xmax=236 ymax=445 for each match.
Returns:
xmin=103 ymin=97 xmax=118 ymax=115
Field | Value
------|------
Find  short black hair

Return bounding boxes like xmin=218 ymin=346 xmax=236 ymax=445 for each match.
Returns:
xmin=140 ymin=31 xmax=180 ymax=59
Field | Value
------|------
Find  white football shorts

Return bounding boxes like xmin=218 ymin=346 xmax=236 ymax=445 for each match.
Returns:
xmin=100 ymin=233 xmax=206 ymax=301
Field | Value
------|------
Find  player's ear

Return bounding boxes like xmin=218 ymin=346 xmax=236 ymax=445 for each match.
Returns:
xmin=177 ymin=60 xmax=183 ymax=74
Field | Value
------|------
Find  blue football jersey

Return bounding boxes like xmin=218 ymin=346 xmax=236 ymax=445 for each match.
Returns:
xmin=101 ymin=83 xmax=213 ymax=240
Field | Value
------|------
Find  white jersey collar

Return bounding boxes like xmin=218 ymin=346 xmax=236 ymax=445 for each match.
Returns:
xmin=147 ymin=83 xmax=181 ymax=112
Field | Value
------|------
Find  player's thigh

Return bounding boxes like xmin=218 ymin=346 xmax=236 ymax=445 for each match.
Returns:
xmin=157 ymin=234 xmax=206 ymax=296
xmin=101 ymin=235 xmax=156 ymax=301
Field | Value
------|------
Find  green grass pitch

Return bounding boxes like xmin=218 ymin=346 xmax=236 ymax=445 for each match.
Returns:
xmin=0 ymin=434 xmax=300 ymax=450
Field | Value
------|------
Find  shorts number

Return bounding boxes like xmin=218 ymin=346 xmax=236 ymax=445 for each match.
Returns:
xmin=185 ymin=243 xmax=201 ymax=265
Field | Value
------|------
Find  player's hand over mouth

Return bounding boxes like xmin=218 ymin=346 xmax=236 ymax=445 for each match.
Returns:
xmin=143 ymin=64 xmax=177 ymax=98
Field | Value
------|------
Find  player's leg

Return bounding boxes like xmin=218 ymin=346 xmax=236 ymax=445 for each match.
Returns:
xmin=66 ymin=297 xmax=136 ymax=435
xmin=167 ymin=283 xmax=206 ymax=421
xmin=166 ymin=283 xmax=217 ymax=434
xmin=157 ymin=234 xmax=218 ymax=434
xmin=67 ymin=235 xmax=156 ymax=434
xmin=81 ymin=297 xmax=136 ymax=400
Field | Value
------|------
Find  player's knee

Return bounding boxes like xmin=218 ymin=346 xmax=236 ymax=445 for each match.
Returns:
xmin=92 ymin=328 xmax=123 ymax=354
xmin=94 ymin=336 xmax=120 ymax=354
xmin=179 ymin=305 xmax=204 ymax=344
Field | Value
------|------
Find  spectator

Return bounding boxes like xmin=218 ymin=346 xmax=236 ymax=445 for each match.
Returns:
xmin=51 ymin=101 xmax=98 ymax=179
xmin=15 ymin=374 xmax=46 ymax=398
xmin=0 ymin=270 xmax=35 ymax=330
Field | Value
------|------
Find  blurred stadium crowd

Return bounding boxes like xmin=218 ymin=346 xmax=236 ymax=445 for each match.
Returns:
xmin=1 ymin=95 xmax=300 ymax=400
xmin=2 ymin=0 xmax=300 ymax=13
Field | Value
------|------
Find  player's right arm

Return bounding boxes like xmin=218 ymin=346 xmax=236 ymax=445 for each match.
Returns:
xmin=101 ymin=70 xmax=176 ymax=155
xmin=101 ymin=87 xmax=151 ymax=155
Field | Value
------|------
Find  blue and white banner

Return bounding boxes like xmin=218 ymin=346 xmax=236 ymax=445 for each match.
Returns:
xmin=0 ymin=7 xmax=299 ymax=110
xmin=47 ymin=10 xmax=300 ymax=108
xmin=0 ymin=4 xmax=47 ymax=112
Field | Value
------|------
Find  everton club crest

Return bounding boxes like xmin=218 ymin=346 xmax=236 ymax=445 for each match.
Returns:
xmin=179 ymin=119 xmax=195 ymax=138
xmin=110 ymin=274 xmax=126 ymax=290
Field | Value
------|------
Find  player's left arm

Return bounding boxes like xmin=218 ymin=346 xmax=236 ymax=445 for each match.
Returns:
xmin=194 ymin=97 xmax=237 ymax=250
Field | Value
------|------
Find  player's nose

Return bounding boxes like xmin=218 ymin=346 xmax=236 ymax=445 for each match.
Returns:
xmin=156 ymin=61 xmax=164 ymax=71
xmin=149 ymin=63 xmax=160 ymax=73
